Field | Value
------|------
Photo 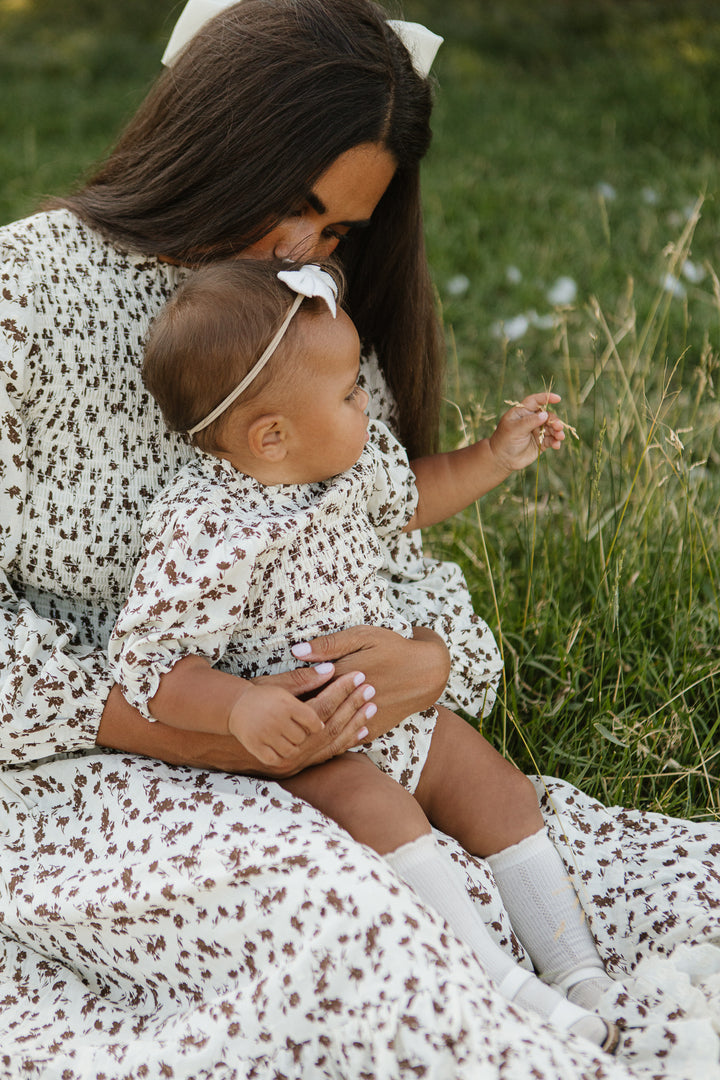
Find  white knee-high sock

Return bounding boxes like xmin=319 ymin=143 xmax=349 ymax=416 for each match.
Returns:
xmin=384 ymin=833 xmax=608 ymax=1046
xmin=486 ymin=827 xmax=613 ymax=1007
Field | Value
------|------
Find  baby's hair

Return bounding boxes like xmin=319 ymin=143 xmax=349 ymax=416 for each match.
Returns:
xmin=143 ymin=259 xmax=344 ymax=452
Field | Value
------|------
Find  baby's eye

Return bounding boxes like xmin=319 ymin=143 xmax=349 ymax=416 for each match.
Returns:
xmin=345 ymin=384 xmax=361 ymax=401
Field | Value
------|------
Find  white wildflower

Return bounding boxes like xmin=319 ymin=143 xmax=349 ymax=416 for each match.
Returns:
xmin=446 ymin=274 xmax=470 ymax=296
xmin=681 ymin=260 xmax=706 ymax=284
xmin=661 ymin=273 xmax=686 ymax=299
xmin=528 ymin=311 xmax=556 ymax=330
xmin=547 ymin=276 xmax=577 ymax=306
xmin=492 ymin=314 xmax=529 ymax=341
xmin=596 ymin=182 xmax=617 ymax=201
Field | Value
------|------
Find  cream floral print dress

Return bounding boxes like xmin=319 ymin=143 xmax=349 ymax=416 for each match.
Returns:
xmin=1 ymin=209 xmax=720 ymax=1079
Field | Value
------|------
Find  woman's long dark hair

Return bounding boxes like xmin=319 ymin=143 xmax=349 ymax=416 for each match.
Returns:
xmin=51 ymin=0 xmax=443 ymax=455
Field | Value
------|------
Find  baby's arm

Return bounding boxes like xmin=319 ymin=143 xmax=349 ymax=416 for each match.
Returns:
xmin=108 ymin=495 xmax=330 ymax=766
xmin=145 ymin=655 xmax=325 ymax=767
xmin=405 ymin=392 xmax=565 ymax=531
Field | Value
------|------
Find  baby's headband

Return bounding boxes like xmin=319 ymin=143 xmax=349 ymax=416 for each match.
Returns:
xmin=186 ymin=265 xmax=338 ymax=437
xmin=162 ymin=0 xmax=443 ymax=77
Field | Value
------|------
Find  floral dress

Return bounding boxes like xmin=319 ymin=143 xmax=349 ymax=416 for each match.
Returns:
xmin=1 ymin=210 xmax=720 ymax=1079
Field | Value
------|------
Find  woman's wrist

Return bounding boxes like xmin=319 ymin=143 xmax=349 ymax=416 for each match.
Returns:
xmin=98 ymin=682 xmax=270 ymax=771
xmin=97 ymin=661 xmax=371 ymax=776
xmin=409 ymin=625 xmax=451 ymax=703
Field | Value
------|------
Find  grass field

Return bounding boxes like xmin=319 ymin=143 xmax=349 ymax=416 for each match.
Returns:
xmin=2 ymin=0 xmax=720 ymax=818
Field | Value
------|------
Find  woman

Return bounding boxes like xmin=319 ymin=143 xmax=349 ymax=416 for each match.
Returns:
xmin=0 ymin=1 xmax=718 ymax=1076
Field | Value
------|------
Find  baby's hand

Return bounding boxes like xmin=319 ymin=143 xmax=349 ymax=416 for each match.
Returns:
xmin=489 ymin=392 xmax=566 ymax=473
xmin=228 ymin=682 xmax=325 ymax=766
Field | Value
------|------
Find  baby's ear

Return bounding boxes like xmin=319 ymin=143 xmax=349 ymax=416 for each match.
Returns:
xmin=247 ymin=414 xmax=289 ymax=463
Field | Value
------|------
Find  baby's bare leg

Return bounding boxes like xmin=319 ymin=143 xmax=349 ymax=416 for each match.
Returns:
xmin=284 ymin=730 xmax=614 ymax=1049
xmin=281 ymin=752 xmax=430 ymax=854
xmin=415 ymin=706 xmax=614 ymax=1021
xmin=414 ymin=705 xmax=543 ymax=856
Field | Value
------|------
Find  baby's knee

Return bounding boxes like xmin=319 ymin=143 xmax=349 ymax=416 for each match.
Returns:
xmin=508 ymin=769 xmax=543 ymax=827
xmin=286 ymin=753 xmax=429 ymax=854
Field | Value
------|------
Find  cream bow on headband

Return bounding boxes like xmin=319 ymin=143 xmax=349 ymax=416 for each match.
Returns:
xmin=187 ymin=265 xmax=338 ymax=437
xmin=162 ymin=0 xmax=443 ymax=76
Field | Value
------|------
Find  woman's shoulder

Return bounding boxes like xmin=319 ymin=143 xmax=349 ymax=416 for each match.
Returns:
xmin=0 ymin=209 xmax=165 ymax=280
xmin=358 ymin=350 xmax=400 ymax=434
xmin=1 ymin=208 xmax=84 ymax=257
xmin=0 ymin=210 xmax=108 ymax=292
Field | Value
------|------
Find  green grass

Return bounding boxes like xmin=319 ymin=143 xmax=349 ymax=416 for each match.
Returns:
xmin=3 ymin=0 xmax=720 ymax=818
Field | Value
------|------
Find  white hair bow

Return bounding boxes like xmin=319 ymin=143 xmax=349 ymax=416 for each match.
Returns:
xmin=187 ymin=264 xmax=338 ymax=436
xmin=162 ymin=0 xmax=443 ymax=76
xmin=278 ymin=264 xmax=337 ymax=317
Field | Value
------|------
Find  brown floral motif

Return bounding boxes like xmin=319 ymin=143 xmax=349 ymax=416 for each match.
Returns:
xmin=1 ymin=210 xmax=720 ymax=1077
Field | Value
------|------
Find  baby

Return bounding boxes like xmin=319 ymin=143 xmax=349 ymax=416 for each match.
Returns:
xmin=110 ymin=260 xmax=618 ymax=1053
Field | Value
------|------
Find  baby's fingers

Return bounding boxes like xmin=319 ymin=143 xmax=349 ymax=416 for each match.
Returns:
xmin=541 ymin=415 xmax=566 ymax=446
xmin=521 ymin=391 xmax=561 ymax=413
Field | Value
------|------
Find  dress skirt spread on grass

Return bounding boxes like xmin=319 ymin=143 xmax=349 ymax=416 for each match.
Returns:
xmin=1 ymin=211 xmax=719 ymax=1079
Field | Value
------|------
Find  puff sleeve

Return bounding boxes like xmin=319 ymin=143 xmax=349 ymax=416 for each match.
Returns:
xmin=109 ymin=499 xmax=262 ymax=719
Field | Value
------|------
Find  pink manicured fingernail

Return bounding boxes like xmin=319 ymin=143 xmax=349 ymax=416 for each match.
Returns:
xmin=292 ymin=642 xmax=312 ymax=657
xmin=356 ymin=727 xmax=369 ymax=742
xmin=353 ymin=672 xmax=366 ymax=687
xmin=362 ymin=685 xmax=376 ymax=701
xmin=314 ymin=662 xmax=333 ymax=674
xmin=364 ymin=703 xmax=377 ymax=719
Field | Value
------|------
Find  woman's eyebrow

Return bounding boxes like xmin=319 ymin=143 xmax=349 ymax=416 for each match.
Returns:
xmin=307 ymin=191 xmax=371 ymax=229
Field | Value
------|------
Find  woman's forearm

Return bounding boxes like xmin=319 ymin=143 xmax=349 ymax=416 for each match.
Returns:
xmin=97 ymin=681 xmax=261 ymax=771
xmin=97 ymin=663 xmax=376 ymax=776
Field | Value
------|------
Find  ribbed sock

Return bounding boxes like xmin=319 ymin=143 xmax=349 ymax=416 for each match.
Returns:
xmin=384 ymin=833 xmax=609 ymax=1047
xmin=486 ymin=827 xmax=613 ymax=1007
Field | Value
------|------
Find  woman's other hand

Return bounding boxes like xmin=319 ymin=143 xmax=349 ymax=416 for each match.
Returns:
xmin=290 ymin=624 xmax=451 ymax=737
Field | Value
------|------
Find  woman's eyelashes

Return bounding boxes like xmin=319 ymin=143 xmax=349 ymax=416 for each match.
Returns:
xmin=286 ymin=204 xmax=351 ymax=243
xmin=322 ymin=225 xmax=347 ymax=243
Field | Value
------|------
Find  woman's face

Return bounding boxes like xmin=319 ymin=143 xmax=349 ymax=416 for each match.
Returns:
xmin=243 ymin=142 xmax=397 ymax=262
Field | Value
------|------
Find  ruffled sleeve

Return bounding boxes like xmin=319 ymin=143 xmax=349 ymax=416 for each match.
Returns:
xmin=109 ymin=488 xmax=264 ymax=719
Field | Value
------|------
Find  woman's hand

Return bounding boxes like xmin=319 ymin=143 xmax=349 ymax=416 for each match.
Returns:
xmin=290 ymin=624 xmax=451 ymax=738
xmin=97 ymin=662 xmax=375 ymax=777
xmin=245 ymin=666 xmax=377 ymax=774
